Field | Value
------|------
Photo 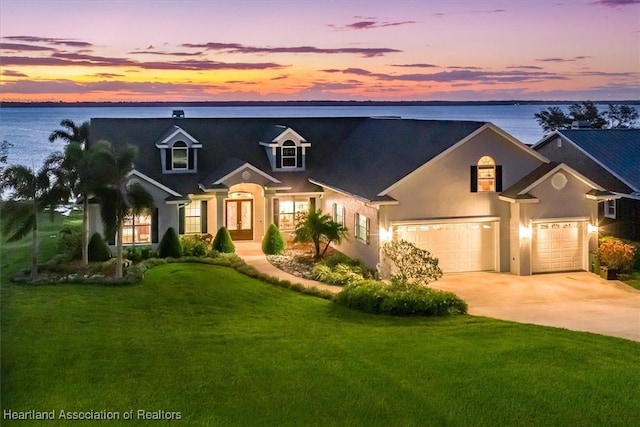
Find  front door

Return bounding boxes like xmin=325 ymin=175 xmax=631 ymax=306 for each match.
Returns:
xmin=226 ymin=199 xmax=253 ymax=240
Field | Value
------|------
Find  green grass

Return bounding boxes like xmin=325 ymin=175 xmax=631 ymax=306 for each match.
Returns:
xmin=622 ymin=271 xmax=640 ymax=290
xmin=2 ymin=263 xmax=639 ymax=426
xmin=2 ymin=217 xmax=639 ymax=426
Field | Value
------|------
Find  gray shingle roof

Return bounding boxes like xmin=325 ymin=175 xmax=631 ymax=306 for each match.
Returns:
xmin=500 ymin=162 xmax=560 ymax=200
xmin=558 ymin=129 xmax=640 ymax=191
xmin=89 ymin=117 xmax=487 ymax=200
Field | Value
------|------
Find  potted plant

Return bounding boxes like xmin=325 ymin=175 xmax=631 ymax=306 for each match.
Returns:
xmin=597 ymin=237 xmax=636 ymax=280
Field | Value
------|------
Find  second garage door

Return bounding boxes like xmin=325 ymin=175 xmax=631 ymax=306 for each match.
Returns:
xmin=393 ymin=221 xmax=497 ymax=273
xmin=532 ymin=221 xmax=585 ymax=273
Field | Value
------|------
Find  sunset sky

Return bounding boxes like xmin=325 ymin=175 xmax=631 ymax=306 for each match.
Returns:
xmin=1 ymin=0 xmax=638 ymax=102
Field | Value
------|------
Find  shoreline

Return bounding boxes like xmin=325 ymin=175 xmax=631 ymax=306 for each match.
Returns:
xmin=2 ymin=100 xmax=639 ymax=108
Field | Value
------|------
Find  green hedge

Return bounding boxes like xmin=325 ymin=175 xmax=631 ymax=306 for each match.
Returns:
xmin=335 ymin=280 xmax=467 ymax=316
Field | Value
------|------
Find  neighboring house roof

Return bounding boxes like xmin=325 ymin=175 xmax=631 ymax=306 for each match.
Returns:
xmin=532 ymin=129 xmax=640 ymax=193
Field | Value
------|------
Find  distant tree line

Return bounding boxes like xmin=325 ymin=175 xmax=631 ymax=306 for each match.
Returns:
xmin=534 ymin=101 xmax=639 ymax=133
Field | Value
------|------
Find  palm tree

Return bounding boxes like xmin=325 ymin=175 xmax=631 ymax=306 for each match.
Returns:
xmin=87 ymin=140 xmax=154 ymax=279
xmin=1 ymin=155 xmax=70 ymax=279
xmin=49 ymin=119 xmax=91 ymax=264
xmin=293 ymin=209 xmax=347 ymax=260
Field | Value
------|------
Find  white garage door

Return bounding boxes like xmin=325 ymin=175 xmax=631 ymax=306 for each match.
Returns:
xmin=393 ymin=222 xmax=497 ymax=273
xmin=532 ymin=221 xmax=585 ymax=273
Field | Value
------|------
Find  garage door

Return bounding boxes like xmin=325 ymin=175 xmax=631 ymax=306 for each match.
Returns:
xmin=393 ymin=222 xmax=497 ymax=273
xmin=532 ymin=221 xmax=585 ymax=273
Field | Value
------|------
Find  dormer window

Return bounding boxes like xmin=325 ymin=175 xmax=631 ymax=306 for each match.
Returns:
xmin=259 ymin=126 xmax=311 ymax=171
xmin=155 ymin=126 xmax=202 ymax=174
xmin=172 ymin=141 xmax=188 ymax=170
xmin=281 ymin=141 xmax=297 ymax=168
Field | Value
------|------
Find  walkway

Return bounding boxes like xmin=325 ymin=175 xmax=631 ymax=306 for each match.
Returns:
xmin=234 ymin=242 xmax=342 ymax=294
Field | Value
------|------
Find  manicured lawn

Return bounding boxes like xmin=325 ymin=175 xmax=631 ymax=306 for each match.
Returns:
xmin=623 ymin=271 xmax=640 ymax=290
xmin=2 ymin=261 xmax=639 ymax=426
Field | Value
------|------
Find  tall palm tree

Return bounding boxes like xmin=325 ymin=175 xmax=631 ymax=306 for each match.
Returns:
xmin=49 ymin=119 xmax=91 ymax=264
xmin=87 ymin=140 xmax=154 ymax=279
xmin=293 ymin=209 xmax=347 ymax=260
xmin=1 ymin=155 xmax=70 ymax=279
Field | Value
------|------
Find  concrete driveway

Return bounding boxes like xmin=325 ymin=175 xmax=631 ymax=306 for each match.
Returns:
xmin=431 ymin=271 xmax=640 ymax=342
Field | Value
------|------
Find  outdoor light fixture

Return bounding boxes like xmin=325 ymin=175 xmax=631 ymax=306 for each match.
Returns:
xmin=379 ymin=228 xmax=393 ymax=242
xmin=588 ymin=224 xmax=598 ymax=234
xmin=519 ymin=224 xmax=532 ymax=239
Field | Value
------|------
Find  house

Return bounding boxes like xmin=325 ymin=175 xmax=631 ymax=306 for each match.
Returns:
xmin=88 ymin=116 xmax=606 ymax=276
xmin=532 ymin=129 xmax=640 ymax=241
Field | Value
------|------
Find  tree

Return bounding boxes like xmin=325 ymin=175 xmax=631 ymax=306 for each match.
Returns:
xmin=262 ymin=223 xmax=285 ymax=255
xmin=381 ymin=240 xmax=443 ymax=287
xmin=534 ymin=106 xmax=571 ymax=133
xmin=49 ymin=119 xmax=92 ymax=265
xmin=534 ymin=101 xmax=639 ymax=133
xmin=1 ymin=157 xmax=69 ymax=279
xmin=606 ymin=104 xmax=639 ymax=129
xmin=293 ymin=209 xmax=347 ymax=260
xmin=88 ymin=140 xmax=154 ymax=278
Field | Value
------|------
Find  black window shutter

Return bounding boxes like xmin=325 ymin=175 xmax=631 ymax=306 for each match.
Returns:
xmin=296 ymin=148 xmax=303 ymax=168
xmin=310 ymin=197 xmax=316 ymax=212
xmin=188 ymin=148 xmax=195 ymax=170
xmin=495 ymin=165 xmax=503 ymax=192
xmin=151 ymin=208 xmax=159 ymax=243
xmin=470 ymin=166 xmax=478 ymax=192
xmin=276 ymin=147 xmax=282 ymax=169
xmin=108 ymin=231 xmax=115 ymax=246
xmin=273 ymin=198 xmax=280 ymax=227
xmin=366 ymin=217 xmax=371 ymax=245
xmin=165 ymin=149 xmax=172 ymax=171
xmin=178 ymin=205 xmax=185 ymax=234
xmin=201 ymin=200 xmax=208 ymax=233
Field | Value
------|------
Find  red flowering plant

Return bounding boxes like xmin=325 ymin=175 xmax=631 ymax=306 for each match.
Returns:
xmin=597 ymin=237 xmax=636 ymax=272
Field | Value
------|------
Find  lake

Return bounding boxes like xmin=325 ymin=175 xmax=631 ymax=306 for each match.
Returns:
xmin=0 ymin=104 xmax=608 ymax=168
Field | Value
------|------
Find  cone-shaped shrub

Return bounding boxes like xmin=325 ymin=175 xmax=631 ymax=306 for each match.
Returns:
xmin=212 ymin=226 xmax=235 ymax=253
xmin=158 ymin=227 xmax=182 ymax=258
xmin=88 ymin=232 xmax=111 ymax=262
xmin=262 ymin=223 xmax=285 ymax=255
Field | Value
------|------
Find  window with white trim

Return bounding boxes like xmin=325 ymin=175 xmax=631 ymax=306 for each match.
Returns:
xmin=275 ymin=197 xmax=310 ymax=231
xmin=477 ymin=156 xmax=495 ymax=192
xmin=184 ymin=202 xmax=201 ymax=233
xmin=332 ymin=203 xmax=345 ymax=225
xmin=123 ymin=211 xmax=152 ymax=244
xmin=604 ymin=199 xmax=616 ymax=219
xmin=281 ymin=140 xmax=297 ymax=168
xmin=355 ymin=213 xmax=370 ymax=244
xmin=172 ymin=141 xmax=188 ymax=170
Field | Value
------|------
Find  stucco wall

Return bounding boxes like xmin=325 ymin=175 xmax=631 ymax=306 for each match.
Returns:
xmin=320 ymin=189 xmax=380 ymax=269
xmin=380 ymin=127 xmax=546 ymax=272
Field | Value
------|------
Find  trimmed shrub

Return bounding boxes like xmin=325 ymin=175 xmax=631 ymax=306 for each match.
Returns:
xmin=158 ymin=227 xmax=182 ymax=258
xmin=181 ymin=235 xmax=209 ymax=257
xmin=336 ymin=280 xmax=467 ymax=316
xmin=262 ymin=223 xmax=285 ymax=255
xmin=57 ymin=224 xmax=82 ymax=261
xmin=312 ymin=263 xmax=365 ymax=286
xmin=212 ymin=226 xmax=235 ymax=253
xmin=382 ymin=240 xmax=443 ymax=286
xmin=88 ymin=232 xmax=111 ymax=262
xmin=598 ymin=236 xmax=636 ymax=272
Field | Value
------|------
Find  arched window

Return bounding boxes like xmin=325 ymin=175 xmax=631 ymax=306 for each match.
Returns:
xmin=281 ymin=140 xmax=297 ymax=168
xmin=172 ymin=141 xmax=188 ymax=170
xmin=477 ymin=156 xmax=495 ymax=192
